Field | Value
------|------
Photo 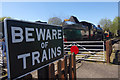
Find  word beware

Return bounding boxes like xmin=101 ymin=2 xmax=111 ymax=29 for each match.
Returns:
xmin=11 ymin=27 xmax=62 ymax=43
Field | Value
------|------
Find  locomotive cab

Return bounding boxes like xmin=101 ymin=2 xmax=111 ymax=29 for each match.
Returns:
xmin=62 ymin=16 xmax=104 ymax=41
xmin=63 ymin=23 xmax=87 ymax=41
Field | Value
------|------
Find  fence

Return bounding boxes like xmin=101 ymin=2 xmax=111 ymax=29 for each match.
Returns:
xmin=64 ymin=41 xmax=105 ymax=62
xmin=49 ymin=53 xmax=76 ymax=79
xmin=18 ymin=53 xmax=76 ymax=80
xmin=2 ymin=40 xmax=114 ymax=79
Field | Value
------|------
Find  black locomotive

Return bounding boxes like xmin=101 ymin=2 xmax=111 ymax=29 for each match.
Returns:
xmin=62 ymin=16 xmax=104 ymax=41
xmin=0 ymin=16 xmax=104 ymax=41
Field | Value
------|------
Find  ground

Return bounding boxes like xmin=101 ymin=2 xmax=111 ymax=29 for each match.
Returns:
xmin=0 ymin=40 xmax=120 ymax=79
xmin=76 ymin=61 xmax=118 ymax=78
xmin=76 ymin=40 xmax=120 ymax=79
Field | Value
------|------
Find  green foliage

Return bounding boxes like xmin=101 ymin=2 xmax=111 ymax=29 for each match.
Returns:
xmin=99 ymin=17 xmax=120 ymax=36
xmin=0 ymin=17 xmax=11 ymax=22
xmin=99 ymin=18 xmax=112 ymax=31
xmin=109 ymin=17 xmax=120 ymax=35
xmin=48 ymin=17 xmax=62 ymax=25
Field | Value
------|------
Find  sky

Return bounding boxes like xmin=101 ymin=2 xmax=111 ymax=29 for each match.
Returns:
xmin=1 ymin=1 xmax=119 ymax=26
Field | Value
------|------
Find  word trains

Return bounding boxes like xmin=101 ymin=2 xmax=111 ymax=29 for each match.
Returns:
xmin=18 ymin=47 xmax=61 ymax=69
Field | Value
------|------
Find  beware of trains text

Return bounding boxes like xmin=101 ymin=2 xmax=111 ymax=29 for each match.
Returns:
xmin=4 ymin=19 xmax=63 ymax=79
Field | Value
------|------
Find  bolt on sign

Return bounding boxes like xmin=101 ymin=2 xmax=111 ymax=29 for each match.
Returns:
xmin=4 ymin=18 xmax=64 ymax=79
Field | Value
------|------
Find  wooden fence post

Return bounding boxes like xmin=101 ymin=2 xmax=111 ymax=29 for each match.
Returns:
xmin=69 ymin=54 xmax=75 ymax=80
xmin=106 ymin=40 xmax=112 ymax=63
xmin=37 ymin=54 xmax=76 ymax=80
xmin=49 ymin=63 xmax=55 ymax=80
xmin=64 ymin=56 xmax=68 ymax=80
xmin=61 ymin=59 xmax=65 ymax=79
xmin=69 ymin=54 xmax=72 ymax=80
xmin=73 ymin=53 xmax=76 ymax=80
xmin=57 ymin=60 xmax=62 ymax=79
xmin=69 ymin=53 xmax=76 ymax=80
xmin=38 ymin=66 xmax=49 ymax=80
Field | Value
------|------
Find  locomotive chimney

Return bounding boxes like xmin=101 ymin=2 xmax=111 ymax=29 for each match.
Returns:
xmin=98 ymin=25 xmax=100 ymax=28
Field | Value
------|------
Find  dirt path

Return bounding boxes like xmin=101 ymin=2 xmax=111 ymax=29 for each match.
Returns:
xmin=76 ymin=61 xmax=118 ymax=78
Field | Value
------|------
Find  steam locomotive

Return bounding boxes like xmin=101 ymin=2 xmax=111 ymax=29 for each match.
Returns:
xmin=0 ymin=16 xmax=104 ymax=41
xmin=62 ymin=16 xmax=104 ymax=41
